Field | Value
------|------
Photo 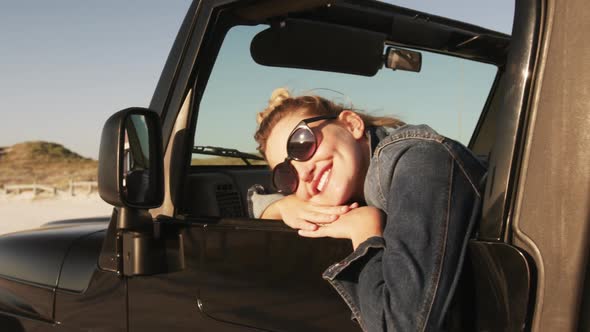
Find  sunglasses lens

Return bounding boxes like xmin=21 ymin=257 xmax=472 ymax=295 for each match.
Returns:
xmin=273 ymin=162 xmax=298 ymax=194
xmin=288 ymin=127 xmax=316 ymax=160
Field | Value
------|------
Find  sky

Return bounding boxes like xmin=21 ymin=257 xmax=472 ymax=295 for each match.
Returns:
xmin=0 ymin=1 xmax=192 ymax=159
xmin=0 ymin=0 xmax=513 ymax=159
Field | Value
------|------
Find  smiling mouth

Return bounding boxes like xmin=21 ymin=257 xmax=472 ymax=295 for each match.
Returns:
xmin=316 ymin=167 xmax=331 ymax=192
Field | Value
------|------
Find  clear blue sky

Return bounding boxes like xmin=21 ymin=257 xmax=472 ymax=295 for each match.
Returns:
xmin=0 ymin=1 xmax=513 ymax=159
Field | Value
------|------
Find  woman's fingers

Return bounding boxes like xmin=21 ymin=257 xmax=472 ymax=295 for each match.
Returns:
xmin=298 ymin=227 xmax=329 ymax=238
xmin=298 ymin=223 xmax=347 ymax=238
xmin=298 ymin=206 xmax=383 ymax=242
xmin=284 ymin=217 xmax=319 ymax=231
xmin=297 ymin=219 xmax=319 ymax=231
xmin=309 ymin=204 xmax=352 ymax=215
xmin=303 ymin=203 xmax=358 ymax=224
xmin=276 ymin=194 xmax=361 ymax=228
xmin=298 ymin=225 xmax=345 ymax=238
xmin=302 ymin=210 xmax=339 ymax=224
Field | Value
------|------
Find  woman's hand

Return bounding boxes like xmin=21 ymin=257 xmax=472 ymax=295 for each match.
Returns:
xmin=298 ymin=206 xmax=385 ymax=249
xmin=261 ymin=195 xmax=358 ymax=231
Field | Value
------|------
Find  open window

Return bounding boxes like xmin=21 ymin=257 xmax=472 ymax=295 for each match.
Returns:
xmin=180 ymin=2 xmax=504 ymax=220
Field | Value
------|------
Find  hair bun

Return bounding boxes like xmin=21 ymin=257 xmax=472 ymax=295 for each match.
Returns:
xmin=257 ymin=87 xmax=291 ymax=125
xmin=268 ymin=87 xmax=290 ymax=108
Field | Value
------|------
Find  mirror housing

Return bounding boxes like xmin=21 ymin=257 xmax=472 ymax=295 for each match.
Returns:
xmin=98 ymin=107 xmax=164 ymax=209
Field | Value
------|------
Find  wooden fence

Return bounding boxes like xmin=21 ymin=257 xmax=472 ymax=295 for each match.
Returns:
xmin=4 ymin=184 xmax=57 ymax=196
xmin=2 ymin=181 xmax=98 ymax=197
xmin=68 ymin=181 xmax=98 ymax=196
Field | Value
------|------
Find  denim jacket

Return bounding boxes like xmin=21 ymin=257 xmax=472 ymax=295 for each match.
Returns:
xmin=249 ymin=124 xmax=487 ymax=331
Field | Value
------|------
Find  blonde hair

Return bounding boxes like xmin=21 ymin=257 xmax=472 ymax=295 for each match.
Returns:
xmin=254 ymin=88 xmax=404 ymax=155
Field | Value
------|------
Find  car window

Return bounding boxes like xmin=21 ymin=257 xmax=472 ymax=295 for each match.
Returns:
xmin=192 ymin=25 xmax=498 ymax=166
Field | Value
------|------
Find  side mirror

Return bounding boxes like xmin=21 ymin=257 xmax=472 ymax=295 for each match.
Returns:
xmin=98 ymin=107 xmax=164 ymax=209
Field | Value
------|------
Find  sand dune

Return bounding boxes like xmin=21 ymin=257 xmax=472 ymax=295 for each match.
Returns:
xmin=0 ymin=193 xmax=113 ymax=235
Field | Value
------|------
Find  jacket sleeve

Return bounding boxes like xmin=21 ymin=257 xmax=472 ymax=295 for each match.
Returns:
xmin=323 ymin=140 xmax=482 ymax=332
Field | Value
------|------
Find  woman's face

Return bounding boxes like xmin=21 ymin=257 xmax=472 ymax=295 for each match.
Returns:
xmin=265 ymin=110 xmax=370 ymax=206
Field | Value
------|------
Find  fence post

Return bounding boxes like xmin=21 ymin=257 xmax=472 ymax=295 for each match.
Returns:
xmin=69 ymin=179 xmax=74 ymax=196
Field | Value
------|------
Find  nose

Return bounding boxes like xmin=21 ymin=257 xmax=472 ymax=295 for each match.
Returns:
xmin=292 ymin=160 xmax=315 ymax=183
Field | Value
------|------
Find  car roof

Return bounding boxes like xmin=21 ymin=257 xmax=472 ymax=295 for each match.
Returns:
xmin=232 ymin=0 xmax=510 ymax=65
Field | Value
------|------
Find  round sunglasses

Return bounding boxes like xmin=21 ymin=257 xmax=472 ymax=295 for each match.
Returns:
xmin=272 ymin=115 xmax=338 ymax=194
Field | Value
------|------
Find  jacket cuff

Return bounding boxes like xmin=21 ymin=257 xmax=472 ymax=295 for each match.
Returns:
xmin=322 ymin=236 xmax=385 ymax=280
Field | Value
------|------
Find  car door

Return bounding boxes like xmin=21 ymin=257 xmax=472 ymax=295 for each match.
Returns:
xmin=127 ymin=0 xmax=511 ymax=331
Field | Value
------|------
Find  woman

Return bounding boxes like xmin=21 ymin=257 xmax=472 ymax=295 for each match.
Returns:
xmin=251 ymin=88 xmax=486 ymax=331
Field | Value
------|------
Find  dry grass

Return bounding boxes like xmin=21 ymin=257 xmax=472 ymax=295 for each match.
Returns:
xmin=0 ymin=141 xmax=98 ymax=190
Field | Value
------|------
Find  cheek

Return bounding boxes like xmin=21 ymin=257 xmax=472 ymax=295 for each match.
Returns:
xmin=314 ymin=130 xmax=341 ymax=158
xmin=333 ymin=142 xmax=365 ymax=190
xmin=264 ymin=144 xmax=286 ymax=169
xmin=329 ymin=135 xmax=361 ymax=167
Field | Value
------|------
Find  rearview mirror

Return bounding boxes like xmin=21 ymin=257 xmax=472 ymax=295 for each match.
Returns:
xmin=98 ymin=107 xmax=163 ymax=209
xmin=385 ymin=47 xmax=422 ymax=72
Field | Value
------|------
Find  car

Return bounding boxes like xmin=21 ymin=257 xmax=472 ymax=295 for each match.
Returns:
xmin=1 ymin=0 xmax=588 ymax=331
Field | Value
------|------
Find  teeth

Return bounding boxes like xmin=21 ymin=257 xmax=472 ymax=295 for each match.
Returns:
xmin=317 ymin=168 xmax=331 ymax=192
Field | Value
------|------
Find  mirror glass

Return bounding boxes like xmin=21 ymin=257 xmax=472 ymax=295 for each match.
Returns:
xmin=123 ymin=114 xmax=155 ymax=205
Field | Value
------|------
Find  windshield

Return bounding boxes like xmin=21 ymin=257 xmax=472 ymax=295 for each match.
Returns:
xmin=192 ymin=24 xmax=498 ymax=166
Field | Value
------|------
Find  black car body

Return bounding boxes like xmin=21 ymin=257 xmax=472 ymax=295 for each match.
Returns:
xmin=1 ymin=0 xmax=589 ymax=331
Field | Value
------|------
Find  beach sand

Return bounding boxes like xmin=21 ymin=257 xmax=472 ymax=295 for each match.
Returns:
xmin=0 ymin=192 xmax=113 ymax=235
